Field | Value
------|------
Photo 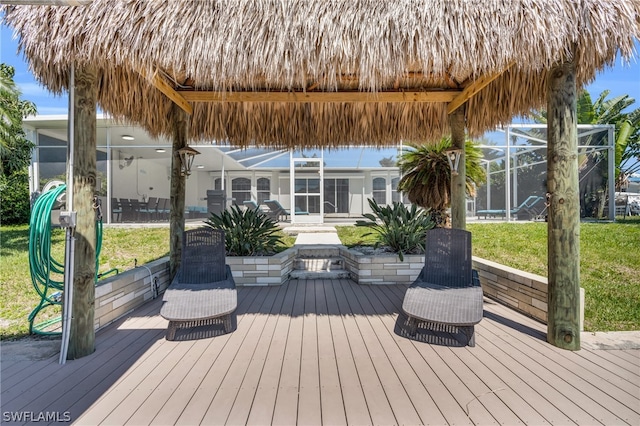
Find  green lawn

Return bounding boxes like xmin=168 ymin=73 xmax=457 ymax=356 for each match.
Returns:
xmin=1 ymin=219 xmax=638 ymax=338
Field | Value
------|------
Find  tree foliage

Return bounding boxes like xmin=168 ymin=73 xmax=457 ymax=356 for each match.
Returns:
xmin=1 ymin=64 xmax=37 ymax=224
xmin=531 ymin=89 xmax=640 ymax=190
xmin=1 ymin=64 xmax=37 ymax=174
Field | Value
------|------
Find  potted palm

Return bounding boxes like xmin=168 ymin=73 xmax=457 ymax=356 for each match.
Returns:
xmin=397 ymin=137 xmax=486 ymax=227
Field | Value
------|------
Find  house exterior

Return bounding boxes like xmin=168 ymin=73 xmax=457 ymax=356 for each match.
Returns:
xmin=25 ymin=116 xmax=618 ymax=224
xmin=24 ymin=115 xmax=408 ymax=224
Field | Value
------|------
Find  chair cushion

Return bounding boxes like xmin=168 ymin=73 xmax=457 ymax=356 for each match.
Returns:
xmin=402 ymin=283 xmax=483 ymax=326
xmin=161 ymin=283 xmax=237 ymax=321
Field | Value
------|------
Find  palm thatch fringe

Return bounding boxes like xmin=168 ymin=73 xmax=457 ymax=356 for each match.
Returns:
xmin=2 ymin=0 xmax=638 ymax=146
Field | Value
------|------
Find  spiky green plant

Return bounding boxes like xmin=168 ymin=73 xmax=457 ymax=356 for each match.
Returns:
xmin=397 ymin=137 xmax=486 ymax=226
xmin=355 ymin=198 xmax=434 ymax=261
xmin=205 ymin=205 xmax=285 ymax=256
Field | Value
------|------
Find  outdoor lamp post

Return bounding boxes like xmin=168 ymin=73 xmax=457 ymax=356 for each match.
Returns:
xmin=176 ymin=146 xmax=200 ymax=177
xmin=444 ymin=147 xmax=463 ymax=176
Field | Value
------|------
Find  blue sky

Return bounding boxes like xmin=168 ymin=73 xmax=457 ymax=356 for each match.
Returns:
xmin=2 ymin=22 xmax=639 ymax=123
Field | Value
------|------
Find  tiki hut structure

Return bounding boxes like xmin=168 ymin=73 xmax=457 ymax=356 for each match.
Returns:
xmin=3 ymin=0 xmax=638 ymax=357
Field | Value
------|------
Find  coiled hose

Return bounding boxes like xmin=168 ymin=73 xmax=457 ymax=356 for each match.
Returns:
xmin=28 ymin=184 xmax=103 ymax=335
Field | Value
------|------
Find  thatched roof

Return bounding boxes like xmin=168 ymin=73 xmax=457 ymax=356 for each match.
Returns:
xmin=2 ymin=0 xmax=639 ymax=148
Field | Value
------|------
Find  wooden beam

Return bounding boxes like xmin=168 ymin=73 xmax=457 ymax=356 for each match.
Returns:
xmin=169 ymin=106 xmax=189 ymax=281
xmin=68 ymin=65 xmax=97 ymax=360
xmin=139 ymin=69 xmax=193 ymax=115
xmin=449 ymin=107 xmax=466 ymax=230
xmin=178 ymin=90 xmax=461 ymax=103
xmin=546 ymin=57 xmax=581 ymax=351
xmin=447 ymin=62 xmax=515 ymax=114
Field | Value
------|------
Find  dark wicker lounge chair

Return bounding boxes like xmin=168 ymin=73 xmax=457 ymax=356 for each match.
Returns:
xmin=402 ymin=228 xmax=483 ymax=346
xmin=160 ymin=228 xmax=237 ymax=340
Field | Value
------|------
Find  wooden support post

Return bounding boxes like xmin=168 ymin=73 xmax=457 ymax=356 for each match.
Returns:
xmin=68 ymin=66 xmax=97 ymax=359
xmin=169 ymin=105 xmax=189 ymax=280
xmin=449 ymin=107 xmax=466 ymax=230
xmin=547 ymin=56 xmax=581 ymax=350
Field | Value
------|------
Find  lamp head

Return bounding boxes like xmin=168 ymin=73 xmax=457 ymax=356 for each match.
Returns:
xmin=444 ymin=147 xmax=463 ymax=176
xmin=176 ymin=146 xmax=201 ymax=177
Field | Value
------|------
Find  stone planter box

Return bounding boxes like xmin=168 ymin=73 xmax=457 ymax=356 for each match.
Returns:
xmin=340 ymin=247 xmax=424 ymax=285
xmin=226 ymin=247 xmax=297 ymax=286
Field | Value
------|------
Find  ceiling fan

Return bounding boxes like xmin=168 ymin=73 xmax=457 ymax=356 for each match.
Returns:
xmin=118 ymin=151 xmax=134 ymax=169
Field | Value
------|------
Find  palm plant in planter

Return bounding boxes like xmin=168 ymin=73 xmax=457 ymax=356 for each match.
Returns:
xmin=355 ymin=199 xmax=434 ymax=261
xmin=204 ymin=205 xmax=285 ymax=256
xmin=397 ymin=137 xmax=486 ymax=227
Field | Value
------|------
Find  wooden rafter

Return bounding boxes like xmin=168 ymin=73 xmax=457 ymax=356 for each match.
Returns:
xmin=178 ymin=90 xmax=461 ymax=103
xmin=447 ymin=62 xmax=516 ymax=114
xmin=138 ymin=69 xmax=193 ymax=115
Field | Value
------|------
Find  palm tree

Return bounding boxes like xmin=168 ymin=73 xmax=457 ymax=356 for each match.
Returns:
xmin=397 ymin=137 xmax=486 ymax=227
xmin=531 ymin=89 xmax=640 ymax=216
xmin=532 ymin=89 xmax=639 ymax=185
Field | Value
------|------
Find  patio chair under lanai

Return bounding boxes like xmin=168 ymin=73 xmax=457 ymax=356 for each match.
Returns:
xmin=160 ymin=228 xmax=237 ymax=340
xmin=402 ymin=227 xmax=484 ymax=346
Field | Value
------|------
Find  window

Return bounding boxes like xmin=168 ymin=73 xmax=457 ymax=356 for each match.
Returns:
xmin=373 ymin=177 xmax=386 ymax=205
xmin=232 ymin=177 xmax=251 ymax=205
xmin=391 ymin=177 xmax=407 ymax=203
xmin=257 ymin=177 xmax=270 ymax=204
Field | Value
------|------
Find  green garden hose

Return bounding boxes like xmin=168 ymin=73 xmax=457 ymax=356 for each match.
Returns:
xmin=28 ymin=184 xmax=103 ymax=335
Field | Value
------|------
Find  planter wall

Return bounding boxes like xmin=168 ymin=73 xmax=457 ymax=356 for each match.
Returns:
xmin=226 ymin=247 xmax=297 ymax=286
xmin=472 ymin=256 xmax=583 ymax=329
xmin=472 ymin=256 xmax=548 ymax=322
xmin=94 ymin=257 xmax=170 ymax=330
xmin=340 ymin=247 xmax=424 ymax=285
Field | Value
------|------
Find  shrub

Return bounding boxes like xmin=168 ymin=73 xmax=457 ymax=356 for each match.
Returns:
xmin=204 ymin=205 xmax=285 ymax=256
xmin=355 ymin=198 xmax=434 ymax=260
xmin=0 ymin=168 xmax=31 ymax=225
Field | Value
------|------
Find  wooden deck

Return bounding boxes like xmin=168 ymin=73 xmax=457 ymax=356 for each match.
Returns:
xmin=2 ymin=279 xmax=639 ymax=425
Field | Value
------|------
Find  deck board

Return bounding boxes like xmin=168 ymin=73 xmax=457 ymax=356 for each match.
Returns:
xmin=323 ymin=279 xmax=373 ymax=425
xmin=200 ymin=285 xmax=284 ymax=425
xmin=244 ymin=281 xmax=297 ymax=426
xmin=2 ymin=279 xmax=638 ymax=426
xmin=332 ymin=280 xmax=398 ymax=426
xmin=150 ymin=287 xmax=265 ymax=426
xmin=2 ymin=303 xmax=165 ymax=416
xmin=174 ymin=286 xmax=272 ymax=425
xmin=296 ymin=279 xmax=322 ymax=426
xmin=351 ymin=282 xmax=455 ymax=425
xmin=271 ymin=279 xmax=306 ymax=426
xmin=340 ymin=280 xmax=426 ymax=426
xmin=224 ymin=284 xmax=288 ymax=426
xmin=495 ymin=322 xmax=640 ymax=416
xmin=481 ymin=314 xmax=638 ymax=424
xmin=315 ymin=279 xmax=348 ymax=426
